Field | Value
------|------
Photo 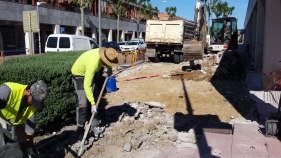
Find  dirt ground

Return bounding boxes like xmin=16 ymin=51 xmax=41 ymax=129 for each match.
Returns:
xmin=105 ymin=57 xmax=252 ymax=123
xmin=33 ymin=52 xmax=256 ymax=158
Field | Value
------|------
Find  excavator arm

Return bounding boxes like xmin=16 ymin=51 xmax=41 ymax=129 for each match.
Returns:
xmin=182 ymin=0 xmax=206 ymax=60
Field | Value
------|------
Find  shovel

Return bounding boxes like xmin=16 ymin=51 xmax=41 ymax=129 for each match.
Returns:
xmin=78 ymin=77 xmax=109 ymax=156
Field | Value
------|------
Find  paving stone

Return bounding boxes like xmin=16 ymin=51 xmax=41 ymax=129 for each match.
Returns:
xmin=232 ymin=123 xmax=268 ymax=158
xmin=158 ymin=145 xmax=197 ymax=158
xmin=265 ymin=137 xmax=281 ymax=158
xmin=194 ymin=132 xmax=232 ymax=158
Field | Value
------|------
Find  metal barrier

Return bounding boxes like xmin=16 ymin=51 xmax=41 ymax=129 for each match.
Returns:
xmin=133 ymin=49 xmax=147 ymax=66
xmin=2 ymin=48 xmax=27 ymax=56
xmin=0 ymin=48 xmax=30 ymax=64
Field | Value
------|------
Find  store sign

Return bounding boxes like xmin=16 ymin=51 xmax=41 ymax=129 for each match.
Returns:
xmin=23 ymin=11 xmax=39 ymax=33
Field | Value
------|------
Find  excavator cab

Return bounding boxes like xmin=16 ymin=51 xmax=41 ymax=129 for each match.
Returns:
xmin=208 ymin=17 xmax=238 ymax=52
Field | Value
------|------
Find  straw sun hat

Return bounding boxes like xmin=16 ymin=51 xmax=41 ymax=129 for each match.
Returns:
xmin=99 ymin=47 xmax=118 ymax=67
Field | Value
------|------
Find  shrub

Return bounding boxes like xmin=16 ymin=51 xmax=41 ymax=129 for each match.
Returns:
xmin=0 ymin=51 xmax=84 ymax=129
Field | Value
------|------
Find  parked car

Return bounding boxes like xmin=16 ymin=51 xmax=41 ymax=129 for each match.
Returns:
xmin=45 ymin=34 xmax=98 ymax=53
xmin=121 ymin=39 xmax=146 ymax=52
xmin=118 ymin=41 xmax=127 ymax=47
xmin=118 ymin=41 xmax=127 ymax=52
xmin=102 ymin=41 xmax=121 ymax=52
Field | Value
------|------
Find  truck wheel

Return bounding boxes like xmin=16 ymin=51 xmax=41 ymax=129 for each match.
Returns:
xmin=179 ymin=54 xmax=184 ymax=63
xmin=155 ymin=53 xmax=159 ymax=62
xmin=174 ymin=54 xmax=179 ymax=64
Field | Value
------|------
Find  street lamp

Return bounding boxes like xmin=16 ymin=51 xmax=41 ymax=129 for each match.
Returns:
xmin=37 ymin=2 xmax=45 ymax=54
xmin=98 ymin=0 xmax=102 ymax=47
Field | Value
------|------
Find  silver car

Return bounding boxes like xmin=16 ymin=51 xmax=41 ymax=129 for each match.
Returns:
xmin=120 ymin=39 xmax=146 ymax=52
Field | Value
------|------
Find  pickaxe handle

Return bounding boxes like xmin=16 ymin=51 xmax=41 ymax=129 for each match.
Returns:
xmin=78 ymin=77 xmax=108 ymax=156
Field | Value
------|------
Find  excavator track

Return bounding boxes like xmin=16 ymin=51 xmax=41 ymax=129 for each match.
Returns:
xmin=182 ymin=40 xmax=204 ymax=60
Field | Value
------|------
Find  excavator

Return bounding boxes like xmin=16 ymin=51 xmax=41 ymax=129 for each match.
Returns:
xmin=184 ymin=0 xmax=238 ymax=60
xmin=143 ymin=0 xmax=238 ymax=63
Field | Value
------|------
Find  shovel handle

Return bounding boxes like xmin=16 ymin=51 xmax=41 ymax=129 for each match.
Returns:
xmin=78 ymin=77 xmax=109 ymax=156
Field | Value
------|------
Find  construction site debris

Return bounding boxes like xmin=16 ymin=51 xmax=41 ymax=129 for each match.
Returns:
xmin=144 ymin=101 xmax=166 ymax=108
xmin=124 ymin=74 xmax=160 ymax=81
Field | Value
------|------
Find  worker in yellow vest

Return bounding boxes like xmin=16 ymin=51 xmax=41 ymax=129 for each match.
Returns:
xmin=71 ymin=47 xmax=118 ymax=143
xmin=0 ymin=80 xmax=48 ymax=157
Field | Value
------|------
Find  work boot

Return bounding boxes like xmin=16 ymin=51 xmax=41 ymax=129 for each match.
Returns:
xmin=90 ymin=126 xmax=104 ymax=138
xmin=90 ymin=119 xmax=104 ymax=138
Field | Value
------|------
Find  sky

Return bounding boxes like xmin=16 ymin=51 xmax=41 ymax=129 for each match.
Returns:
xmin=150 ymin=0 xmax=248 ymax=29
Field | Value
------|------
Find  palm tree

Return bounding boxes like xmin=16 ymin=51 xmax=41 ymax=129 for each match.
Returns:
xmin=146 ymin=3 xmax=156 ymax=20
xmin=165 ymin=6 xmax=177 ymax=20
xmin=205 ymin=0 xmax=235 ymax=34
xmin=154 ymin=6 xmax=159 ymax=13
xmin=139 ymin=1 xmax=154 ymax=20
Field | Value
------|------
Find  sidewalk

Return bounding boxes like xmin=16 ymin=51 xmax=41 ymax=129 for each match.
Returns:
xmin=159 ymin=123 xmax=281 ymax=158
xmin=158 ymin=70 xmax=281 ymax=158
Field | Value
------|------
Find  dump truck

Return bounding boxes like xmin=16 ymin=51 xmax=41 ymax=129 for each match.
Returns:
xmin=145 ymin=1 xmax=238 ymax=64
xmin=145 ymin=20 xmax=202 ymax=63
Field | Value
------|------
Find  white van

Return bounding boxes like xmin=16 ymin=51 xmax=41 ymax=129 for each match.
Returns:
xmin=45 ymin=34 xmax=98 ymax=53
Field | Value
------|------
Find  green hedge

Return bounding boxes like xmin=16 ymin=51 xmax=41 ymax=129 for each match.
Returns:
xmin=0 ymin=51 xmax=84 ymax=129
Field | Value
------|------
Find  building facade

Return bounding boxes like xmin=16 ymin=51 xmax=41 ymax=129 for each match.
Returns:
xmin=0 ymin=0 xmax=156 ymax=55
xmin=244 ymin=0 xmax=281 ymax=90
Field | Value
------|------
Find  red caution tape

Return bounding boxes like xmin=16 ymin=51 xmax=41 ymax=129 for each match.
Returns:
xmin=124 ymin=74 xmax=160 ymax=81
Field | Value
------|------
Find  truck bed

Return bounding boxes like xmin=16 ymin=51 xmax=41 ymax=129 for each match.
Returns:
xmin=145 ymin=20 xmax=185 ymax=44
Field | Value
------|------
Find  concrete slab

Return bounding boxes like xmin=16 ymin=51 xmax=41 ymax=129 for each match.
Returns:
xmin=158 ymin=145 xmax=197 ymax=158
xmin=233 ymin=123 xmax=265 ymax=143
xmin=263 ymin=91 xmax=281 ymax=108
xmin=194 ymin=132 xmax=232 ymax=158
xmin=249 ymin=91 xmax=265 ymax=103
xmin=232 ymin=142 xmax=268 ymax=158
xmin=265 ymin=137 xmax=281 ymax=158
xmin=232 ymin=123 xmax=268 ymax=158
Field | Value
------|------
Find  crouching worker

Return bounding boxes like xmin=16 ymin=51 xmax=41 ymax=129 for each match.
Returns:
xmin=71 ymin=47 xmax=118 ymax=142
xmin=0 ymin=80 xmax=48 ymax=157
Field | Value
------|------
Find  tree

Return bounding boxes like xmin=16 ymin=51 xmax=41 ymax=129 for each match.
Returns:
xmin=220 ymin=2 xmax=235 ymax=17
xmin=211 ymin=0 xmax=235 ymax=18
xmin=154 ymin=6 xmax=159 ymax=12
xmin=146 ymin=3 xmax=156 ymax=20
xmin=73 ymin=0 xmax=93 ymax=36
xmin=204 ymin=0 xmax=219 ymax=34
xmin=204 ymin=0 xmax=235 ymax=34
xmin=107 ymin=0 xmax=135 ymax=42
xmin=138 ymin=1 xmax=155 ymax=20
xmin=165 ymin=6 xmax=177 ymax=20
xmin=135 ymin=0 xmax=151 ymax=37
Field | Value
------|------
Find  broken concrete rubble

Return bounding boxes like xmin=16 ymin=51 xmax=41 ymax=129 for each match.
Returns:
xmin=34 ymin=100 xmax=256 ymax=157
xmin=144 ymin=101 xmax=166 ymax=108
xmin=35 ymin=101 xmax=203 ymax=157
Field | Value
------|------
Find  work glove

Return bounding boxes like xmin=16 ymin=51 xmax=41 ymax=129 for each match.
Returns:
xmin=26 ymin=147 xmax=37 ymax=158
xmin=102 ymin=71 xmax=108 ymax=77
xmin=91 ymin=105 xmax=97 ymax=113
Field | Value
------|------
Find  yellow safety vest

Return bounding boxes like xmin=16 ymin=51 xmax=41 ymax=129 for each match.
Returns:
xmin=0 ymin=82 xmax=36 ymax=125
